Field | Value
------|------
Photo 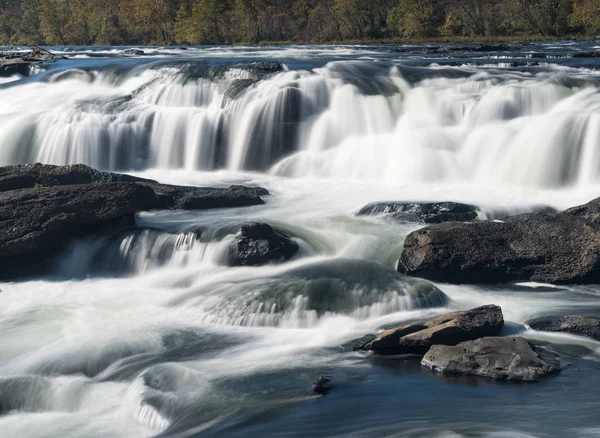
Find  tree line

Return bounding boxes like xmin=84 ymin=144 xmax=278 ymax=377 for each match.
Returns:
xmin=0 ymin=0 xmax=598 ymax=46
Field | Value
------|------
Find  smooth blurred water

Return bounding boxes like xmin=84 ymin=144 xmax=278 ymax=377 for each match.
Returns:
xmin=1 ymin=42 xmax=600 ymax=437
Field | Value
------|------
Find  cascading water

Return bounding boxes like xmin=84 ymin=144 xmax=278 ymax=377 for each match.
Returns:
xmin=2 ymin=43 xmax=600 ymax=438
xmin=1 ymin=50 xmax=599 ymax=188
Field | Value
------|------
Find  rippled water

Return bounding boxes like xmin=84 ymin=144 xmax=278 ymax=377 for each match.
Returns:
xmin=1 ymin=42 xmax=600 ymax=437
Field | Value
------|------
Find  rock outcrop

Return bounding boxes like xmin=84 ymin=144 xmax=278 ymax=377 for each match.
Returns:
xmin=529 ymin=315 xmax=600 ymax=342
xmin=422 ymin=337 xmax=559 ymax=381
xmin=398 ymin=197 xmax=600 ymax=284
xmin=0 ymin=163 xmax=268 ymax=279
xmin=228 ymin=222 xmax=299 ymax=267
xmin=365 ymin=305 xmax=504 ymax=355
xmin=357 ymin=202 xmax=479 ymax=224
xmin=0 ymin=47 xmax=65 ymax=77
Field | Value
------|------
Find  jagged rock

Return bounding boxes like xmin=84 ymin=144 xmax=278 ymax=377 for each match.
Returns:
xmin=398 ymin=197 xmax=600 ymax=284
xmin=422 ymin=337 xmax=560 ymax=381
xmin=357 ymin=202 xmax=479 ymax=224
xmin=529 ymin=315 xmax=600 ymax=342
xmin=228 ymin=222 xmax=299 ymax=267
xmin=366 ymin=305 xmax=504 ymax=355
xmin=0 ymin=47 xmax=65 ymax=77
xmin=0 ymin=164 xmax=268 ymax=280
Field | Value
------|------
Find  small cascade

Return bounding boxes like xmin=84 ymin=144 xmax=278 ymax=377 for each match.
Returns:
xmin=58 ymin=229 xmax=233 ymax=277
xmin=176 ymin=259 xmax=448 ymax=328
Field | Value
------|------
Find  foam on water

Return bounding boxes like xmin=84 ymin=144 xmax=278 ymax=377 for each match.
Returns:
xmin=1 ymin=44 xmax=600 ymax=437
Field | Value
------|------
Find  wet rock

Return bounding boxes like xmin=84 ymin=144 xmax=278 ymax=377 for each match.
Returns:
xmin=0 ymin=164 xmax=268 ymax=208
xmin=398 ymin=197 xmax=600 ymax=284
xmin=0 ymin=164 xmax=268 ymax=280
xmin=572 ymin=51 xmax=600 ymax=58
xmin=358 ymin=201 xmax=479 ymax=224
xmin=366 ymin=305 xmax=504 ymax=355
xmin=529 ymin=315 xmax=600 ymax=342
xmin=422 ymin=337 xmax=559 ymax=381
xmin=0 ymin=58 xmax=32 ymax=77
xmin=341 ymin=334 xmax=377 ymax=352
xmin=312 ymin=375 xmax=333 ymax=395
xmin=0 ymin=47 xmax=65 ymax=77
xmin=228 ymin=222 xmax=299 ymax=267
xmin=124 ymin=48 xmax=145 ymax=56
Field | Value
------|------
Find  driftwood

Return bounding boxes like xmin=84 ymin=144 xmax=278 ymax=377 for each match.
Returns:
xmin=0 ymin=46 xmax=66 ymax=77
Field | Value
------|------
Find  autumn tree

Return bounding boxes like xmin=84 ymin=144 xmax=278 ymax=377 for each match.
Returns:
xmin=571 ymin=0 xmax=600 ymax=35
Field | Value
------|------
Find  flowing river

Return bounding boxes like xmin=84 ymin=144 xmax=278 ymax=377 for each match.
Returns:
xmin=1 ymin=42 xmax=600 ymax=437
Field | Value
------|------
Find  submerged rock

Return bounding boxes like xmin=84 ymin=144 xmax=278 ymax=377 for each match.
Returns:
xmin=366 ymin=305 xmax=504 ymax=355
xmin=422 ymin=337 xmax=559 ymax=381
xmin=398 ymin=197 xmax=600 ymax=284
xmin=358 ymin=201 xmax=479 ymax=224
xmin=190 ymin=259 xmax=447 ymax=327
xmin=312 ymin=375 xmax=334 ymax=395
xmin=124 ymin=48 xmax=145 ymax=56
xmin=0 ymin=164 xmax=268 ymax=280
xmin=529 ymin=315 xmax=600 ymax=342
xmin=228 ymin=222 xmax=299 ymax=267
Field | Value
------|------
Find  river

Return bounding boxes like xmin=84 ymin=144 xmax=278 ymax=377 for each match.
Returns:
xmin=0 ymin=42 xmax=600 ymax=437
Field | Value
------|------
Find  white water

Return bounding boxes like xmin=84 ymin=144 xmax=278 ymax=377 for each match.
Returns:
xmin=0 ymin=57 xmax=599 ymax=188
xmin=1 ymin=45 xmax=600 ymax=437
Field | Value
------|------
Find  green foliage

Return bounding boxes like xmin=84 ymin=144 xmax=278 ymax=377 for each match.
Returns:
xmin=0 ymin=0 xmax=595 ymax=46
xmin=571 ymin=0 xmax=600 ymax=35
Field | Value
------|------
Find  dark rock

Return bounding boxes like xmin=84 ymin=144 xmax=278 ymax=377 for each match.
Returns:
xmin=422 ymin=337 xmax=560 ymax=381
xmin=228 ymin=222 xmax=299 ymax=267
xmin=341 ymin=334 xmax=377 ymax=352
xmin=358 ymin=202 xmax=479 ymax=224
xmin=0 ymin=164 xmax=268 ymax=209
xmin=366 ymin=305 xmax=504 ymax=355
xmin=0 ymin=164 xmax=268 ymax=280
xmin=398 ymin=197 xmax=600 ymax=284
xmin=529 ymin=315 xmax=600 ymax=341
xmin=0 ymin=58 xmax=32 ymax=77
xmin=0 ymin=47 xmax=66 ymax=77
xmin=124 ymin=49 xmax=145 ymax=56
xmin=572 ymin=51 xmax=600 ymax=58
xmin=0 ymin=182 xmax=157 ymax=278
xmin=312 ymin=375 xmax=333 ymax=395
xmin=147 ymin=183 xmax=269 ymax=210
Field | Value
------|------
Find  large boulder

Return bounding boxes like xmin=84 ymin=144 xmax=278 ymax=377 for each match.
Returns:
xmin=422 ymin=337 xmax=559 ymax=382
xmin=398 ymin=198 xmax=600 ymax=284
xmin=228 ymin=222 xmax=299 ymax=267
xmin=357 ymin=202 xmax=479 ymax=224
xmin=529 ymin=315 xmax=600 ymax=342
xmin=0 ymin=164 xmax=269 ymax=209
xmin=365 ymin=305 xmax=504 ymax=355
xmin=0 ymin=164 xmax=268 ymax=279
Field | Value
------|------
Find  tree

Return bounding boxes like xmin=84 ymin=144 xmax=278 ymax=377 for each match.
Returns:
xmin=389 ymin=0 xmax=443 ymax=37
xmin=571 ymin=0 xmax=600 ymax=35
xmin=39 ymin=0 xmax=68 ymax=45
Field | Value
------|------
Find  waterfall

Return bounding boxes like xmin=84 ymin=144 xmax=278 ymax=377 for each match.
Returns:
xmin=0 ymin=58 xmax=599 ymax=188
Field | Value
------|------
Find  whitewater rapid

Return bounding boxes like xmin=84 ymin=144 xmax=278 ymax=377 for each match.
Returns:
xmin=1 ymin=44 xmax=600 ymax=188
xmin=1 ymin=43 xmax=600 ymax=437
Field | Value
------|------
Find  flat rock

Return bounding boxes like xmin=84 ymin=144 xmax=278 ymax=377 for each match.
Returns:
xmin=228 ymin=222 xmax=299 ymax=267
xmin=422 ymin=337 xmax=560 ymax=381
xmin=357 ymin=202 xmax=479 ymax=224
xmin=529 ymin=315 xmax=600 ymax=341
xmin=398 ymin=197 xmax=600 ymax=284
xmin=366 ymin=305 xmax=504 ymax=355
xmin=0 ymin=164 xmax=268 ymax=279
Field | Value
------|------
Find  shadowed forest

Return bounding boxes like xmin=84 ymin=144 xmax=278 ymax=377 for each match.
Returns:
xmin=0 ymin=0 xmax=599 ymax=46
